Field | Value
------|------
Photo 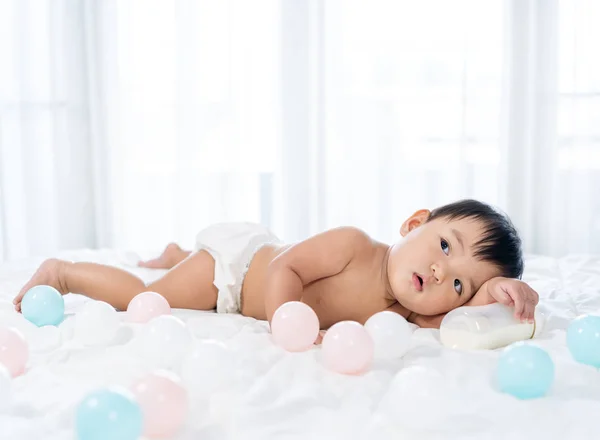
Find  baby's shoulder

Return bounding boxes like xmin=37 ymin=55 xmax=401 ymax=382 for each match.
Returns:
xmin=320 ymin=226 xmax=374 ymax=249
xmin=279 ymin=226 xmax=376 ymax=265
xmin=323 ymin=225 xmax=372 ymax=240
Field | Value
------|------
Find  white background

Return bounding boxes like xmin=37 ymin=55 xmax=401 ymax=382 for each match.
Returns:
xmin=0 ymin=0 xmax=599 ymax=260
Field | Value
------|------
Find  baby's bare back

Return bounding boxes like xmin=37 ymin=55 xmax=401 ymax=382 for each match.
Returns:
xmin=241 ymin=238 xmax=407 ymax=329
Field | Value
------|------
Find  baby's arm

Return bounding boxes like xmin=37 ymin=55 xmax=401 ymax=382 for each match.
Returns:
xmin=264 ymin=227 xmax=371 ymax=324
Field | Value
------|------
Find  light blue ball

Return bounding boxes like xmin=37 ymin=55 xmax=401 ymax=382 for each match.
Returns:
xmin=497 ymin=342 xmax=554 ymax=399
xmin=76 ymin=388 xmax=142 ymax=440
xmin=21 ymin=285 xmax=65 ymax=327
xmin=567 ymin=315 xmax=600 ymax=368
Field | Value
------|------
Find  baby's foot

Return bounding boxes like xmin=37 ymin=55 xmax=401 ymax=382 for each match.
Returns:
xmin=138 ymin=243 xmax=183 ymax=269
xmin=13 ymin=258 xmax=70 ymax=312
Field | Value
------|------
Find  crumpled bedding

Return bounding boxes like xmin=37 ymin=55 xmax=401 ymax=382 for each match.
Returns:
xmin=1 ymin=250 xmax=600 ymax=440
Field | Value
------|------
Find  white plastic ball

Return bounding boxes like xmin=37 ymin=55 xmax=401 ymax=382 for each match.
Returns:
xmin=364 ymin=311 xmax=412 ymax=360
xmin=30 ymin=325 xmax=62 ymax=352
xmin=75 ymin=301 xmax=120 ymax=346
xmin=0 ymin=364 xmax=11 ymax=413
xmin=8 ymin=315 xmax=61 ymax=352
xmin=137 ymin=316 xmax=192 ymax=368
xmin=181 ymin=340 xmax=234 ymax=396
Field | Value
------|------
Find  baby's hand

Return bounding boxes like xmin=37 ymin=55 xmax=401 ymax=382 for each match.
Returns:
xmin=314 ymin=330 xmax=327 ymax=345
xmin=485 ymin=277 xmax=539 ymax=322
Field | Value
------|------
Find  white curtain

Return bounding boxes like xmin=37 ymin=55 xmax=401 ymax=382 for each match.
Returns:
xmin=0 ymin=0 xmax=99 ymax=262
xmin=1 ymin=0 xmax=599 ymax=261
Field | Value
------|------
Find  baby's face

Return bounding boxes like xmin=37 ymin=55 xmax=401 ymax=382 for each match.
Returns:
xmin=387 ymin=216 xmax=502 ymax=316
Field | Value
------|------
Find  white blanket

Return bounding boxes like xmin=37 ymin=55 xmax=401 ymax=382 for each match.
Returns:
xmin=1 ymin=250 xmax=600 ymax=440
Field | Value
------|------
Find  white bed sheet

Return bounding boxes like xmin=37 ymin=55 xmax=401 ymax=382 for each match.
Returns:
xmin=1 ymin=250 xmax=600 ymax=440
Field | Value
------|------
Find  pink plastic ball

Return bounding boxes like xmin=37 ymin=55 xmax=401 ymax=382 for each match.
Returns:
xmin=322 ymin=321 xmax=374 ymax=375
xmin=127 ymin=292 xmax=171 ymax=323
xmin=131 ymin=371 xmax=188 ymax=438
xmin=271 ymin=301 xmax=320 ymax=352
xmin=0 ymin=326 xmax=29 ymax=377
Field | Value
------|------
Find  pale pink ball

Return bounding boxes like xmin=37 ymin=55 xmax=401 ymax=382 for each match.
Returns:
xmin=271 ymin=301 xmax=320 ymax=352
xmin=131 ymin=371 xmax=188 ymax=438
xmin=127 ymin=292 xmax=171 ymax=323
xmin=322 ymin=321 xmax=374 ymax=375
xmin=0 ymin=326 xmax=29 ymax=377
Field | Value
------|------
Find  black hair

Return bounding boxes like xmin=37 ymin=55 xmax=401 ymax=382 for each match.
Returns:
xmin=427 ymin=199 xmax=524 ymax=279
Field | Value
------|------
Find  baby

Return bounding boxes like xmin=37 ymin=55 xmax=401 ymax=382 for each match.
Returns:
xmin=13 ymin=199 xmax=538 ymax=333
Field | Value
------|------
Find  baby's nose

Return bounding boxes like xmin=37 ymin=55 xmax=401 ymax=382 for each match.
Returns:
xmin=431 ymin=263 xmax=445 ymax=283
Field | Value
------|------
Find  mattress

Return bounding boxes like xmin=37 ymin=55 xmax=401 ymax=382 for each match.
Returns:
xmin=1 ymin=250 xmax=600 ymax=440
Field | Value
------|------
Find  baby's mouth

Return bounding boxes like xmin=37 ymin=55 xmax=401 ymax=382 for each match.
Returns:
xmin=412 ymin=273 xmax=424 ymax=292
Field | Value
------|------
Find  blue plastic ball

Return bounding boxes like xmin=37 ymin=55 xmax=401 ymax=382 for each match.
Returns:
xmin=76 ymin=388 xmax=142 ymax=440
xmin=21 ymin=285 xmax=65 ymax=327
xmin=567 ymin=315 xmax=600 ymax=368
xmin=496 ymin=342 xmax=554 ymax=399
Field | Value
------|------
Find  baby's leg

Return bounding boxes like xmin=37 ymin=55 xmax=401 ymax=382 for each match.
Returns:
xmin=138 ymin=243 xmax=192 ymax=269
xmin=14 ymin=252 xmax=217 ymax=312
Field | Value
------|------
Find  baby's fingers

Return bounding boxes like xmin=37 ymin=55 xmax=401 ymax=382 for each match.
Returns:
xmin=522 ymin=302 xmax=535 ymax=323
xmin=492 ymin=286 xmax=513 ymax=305
xmin=511 ymin=291 xmax=525 ymax=321
xmin=528 ymin=287 xmax=540 ymax=305
xmin=314 ymin=330 xmax=327 ymax=345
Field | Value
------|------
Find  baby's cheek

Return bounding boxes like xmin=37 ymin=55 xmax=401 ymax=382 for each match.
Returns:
xmin=419 ymin=295 xmax=446 ymax=315
xmin=434 ymin=293 xmax=458 ymax=314
xmin=390 ymin=273 xmax=406 ymax=296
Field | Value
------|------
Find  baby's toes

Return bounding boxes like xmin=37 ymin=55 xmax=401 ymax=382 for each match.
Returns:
xmin=15 ymin=281 xmax=36 ymax=303
xmin=13 ymin=289 xmax=26 ymax=305
xmin=138 ymin=258 xmax=164 ymax=269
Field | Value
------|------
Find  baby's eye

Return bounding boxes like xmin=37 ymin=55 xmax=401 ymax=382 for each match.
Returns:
xmin=440 ymin=239 xmax=450 ymax=255
xmin=454 ymin=279 xmax=463 ymax=295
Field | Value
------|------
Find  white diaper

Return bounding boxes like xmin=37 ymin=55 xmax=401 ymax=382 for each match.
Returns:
xmin=194 ymin=222 xmax=281 ymax=314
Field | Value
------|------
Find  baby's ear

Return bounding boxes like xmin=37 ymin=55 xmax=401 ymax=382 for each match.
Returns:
xmin=400 ymin=209 xmax=431 ymax=237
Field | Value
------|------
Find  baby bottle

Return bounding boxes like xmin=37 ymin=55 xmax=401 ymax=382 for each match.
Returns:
xmin=439 ymin=303 xmax=546 ymax=350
